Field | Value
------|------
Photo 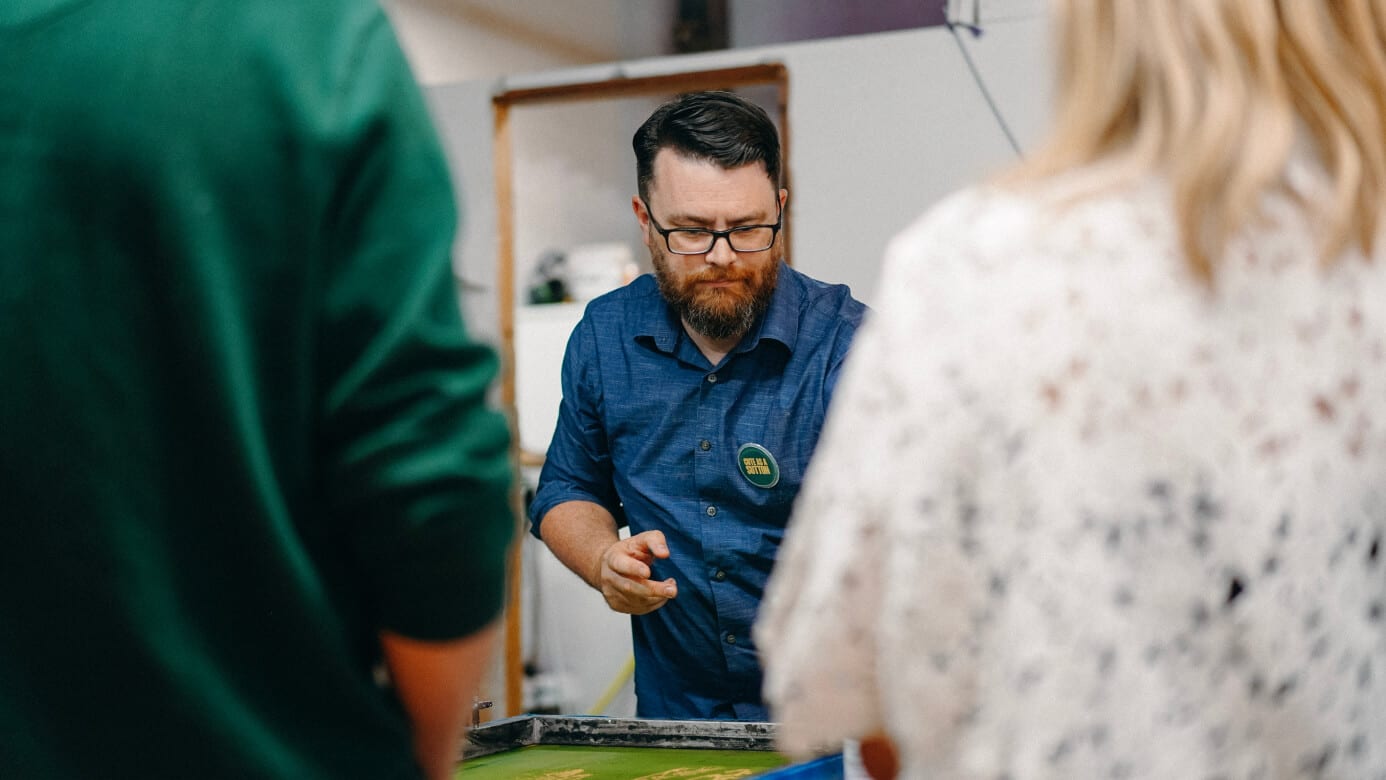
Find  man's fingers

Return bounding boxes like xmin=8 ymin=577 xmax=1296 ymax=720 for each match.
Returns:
xmin=611 ymin=561 xmax=676 ymax=599
xmin=601 ymin=574 xmax=676 ymax=615
xmin=633 ymin=577 xmax=675 ymax=601
xmin=612 ymin=575 xmax=672 ymax=599
xmin=620 ymin=531 xmax=669 ymax=561
xmin=610 ymin=567 xmax=675 ymax=599
xmin=598 ymin=536 xmax=676 ymax=614
xmin=606 ymin=548 xmax=651 ymax=580
xmin=639 ymin=530 xmax=671 ymax=558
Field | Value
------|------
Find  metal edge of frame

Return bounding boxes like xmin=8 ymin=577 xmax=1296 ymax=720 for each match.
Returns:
xmin=463 ymin=715 xmax=779 ymax=758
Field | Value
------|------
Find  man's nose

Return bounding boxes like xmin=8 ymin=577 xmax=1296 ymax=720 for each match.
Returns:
xmin=704 ymin=234 xmax=737 ymax=266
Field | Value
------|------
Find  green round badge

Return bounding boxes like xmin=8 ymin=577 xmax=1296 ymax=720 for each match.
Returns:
xmin=736 ymin=442 xmax=780 ymax=488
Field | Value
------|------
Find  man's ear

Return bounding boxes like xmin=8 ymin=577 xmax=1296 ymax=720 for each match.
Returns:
xmin=778 ymin=188 xmax=788 ymax=211
xmin=632 ymin=195 xmax=655 ymax=249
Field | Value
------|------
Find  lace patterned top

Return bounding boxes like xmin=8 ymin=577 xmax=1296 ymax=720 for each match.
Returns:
xmin=757 ymin=164 xmax=1386 ymax=779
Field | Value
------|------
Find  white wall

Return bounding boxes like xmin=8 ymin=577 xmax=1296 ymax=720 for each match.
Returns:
xmin=453 ymin=20 xmax=1052 ymax=309
xmin=384 ymin=0 xmax=676 ymax=86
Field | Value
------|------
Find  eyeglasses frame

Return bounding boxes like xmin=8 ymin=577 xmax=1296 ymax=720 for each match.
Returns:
xmin=640 ymin=197 xmax=783 ymax=255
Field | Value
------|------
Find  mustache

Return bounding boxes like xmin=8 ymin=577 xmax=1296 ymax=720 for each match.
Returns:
xmin=687 ymin=267 xmax=754 ymax=284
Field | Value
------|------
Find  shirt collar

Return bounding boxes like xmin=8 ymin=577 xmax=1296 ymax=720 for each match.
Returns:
xmin=735 ymin=261 xmax=799 ymax=354
xmin=634 ymin=261 xmax=800 ymax=356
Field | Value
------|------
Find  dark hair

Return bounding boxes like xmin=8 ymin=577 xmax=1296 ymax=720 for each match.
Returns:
xmin=633 ymin=91 xmax=781 ymax=199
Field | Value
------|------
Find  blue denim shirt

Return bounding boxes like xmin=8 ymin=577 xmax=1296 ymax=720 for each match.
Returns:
xmin=530 ymin=263 xmax=867 ymax=720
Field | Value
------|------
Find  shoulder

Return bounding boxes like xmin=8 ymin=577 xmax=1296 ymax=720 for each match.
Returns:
xmin=903 ymin=177 xmax=1167 ymax=261
xmin=227 ymin=0 xmax=389 ymax=36
xmin=223 ymin=1 xmax=412 ymax=112
xmin=565 ymin=274 xmax=674 ymax=358
xmin=578 ymin=274 xmax=665 ymax=325
xmin=124 ymin=1 xmax=418 ymax=158
xmin=782 ymin=265 xmax=868 ymax=331
xmin=881 ymin=178 xmax=1178 ymax=312
xmin=163 ymin=1 xmax=393 ymax=64
xmin=70 ymin=1 xmax=397 ymax=97
xmin=856 ymin=178 xmax=1188 ymax=405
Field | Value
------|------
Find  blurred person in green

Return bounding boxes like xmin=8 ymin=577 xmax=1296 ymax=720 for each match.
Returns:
xmin=0 ymin=2 xmax=513 ymax=778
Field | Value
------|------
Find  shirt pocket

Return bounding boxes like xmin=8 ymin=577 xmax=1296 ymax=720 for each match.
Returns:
xmin=732 ymin=411 xmax=814 ymax=513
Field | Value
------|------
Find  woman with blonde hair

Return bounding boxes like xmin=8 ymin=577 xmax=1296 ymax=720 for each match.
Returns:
xmin=756 ymin=1 xmax=1386 ymax=778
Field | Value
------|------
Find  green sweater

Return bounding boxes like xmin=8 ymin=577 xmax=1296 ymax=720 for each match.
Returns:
xmin=0 ymin=2 xmax=513 ymax=777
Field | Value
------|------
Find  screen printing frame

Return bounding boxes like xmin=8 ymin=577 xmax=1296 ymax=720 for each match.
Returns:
xmin=463 ymin=715 xmax=843 ymax=778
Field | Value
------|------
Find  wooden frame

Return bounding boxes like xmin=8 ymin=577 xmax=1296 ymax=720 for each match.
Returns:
xmin=491 ymin=63 xmax=790 ymax=717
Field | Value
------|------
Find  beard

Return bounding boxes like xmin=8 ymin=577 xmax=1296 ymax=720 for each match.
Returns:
xmin=651 ymin=245 xmax=781 ymax=342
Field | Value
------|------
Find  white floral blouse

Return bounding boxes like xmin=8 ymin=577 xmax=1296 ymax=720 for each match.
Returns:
xmin=757 ymin=164 xmax=1386 ymax=779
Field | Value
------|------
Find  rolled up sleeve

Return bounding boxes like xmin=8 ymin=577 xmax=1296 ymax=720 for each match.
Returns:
xmin=316 ymin=13 xmax=513 ymax=641
xmin=528 ymin=317 xmax=624 ymax=537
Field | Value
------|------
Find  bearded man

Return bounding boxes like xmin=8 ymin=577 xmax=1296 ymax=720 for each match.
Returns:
xmin=529 ymin=91 xmax=867 ymax=721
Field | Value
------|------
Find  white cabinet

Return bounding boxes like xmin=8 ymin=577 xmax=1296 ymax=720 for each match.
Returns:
xmin=514 ymin=302 xmax=585 ymax=461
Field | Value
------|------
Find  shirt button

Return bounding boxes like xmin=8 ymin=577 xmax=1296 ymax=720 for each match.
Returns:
xmin=706 ymin=505 xmax=718 ymax=517
xmin=713 ymin=569 xmax=727 ymax=581
xmin=699 ymin=439 xmax=711 ymax=451
xmin=707 ymin=373 xmax=718 ymax=384
xmin=725 ymin=633 xmax=737 ymax=645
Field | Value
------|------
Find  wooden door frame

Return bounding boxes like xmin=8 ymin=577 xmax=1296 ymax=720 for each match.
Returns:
xmin=491 ymin=63 xmax=789 ymax=717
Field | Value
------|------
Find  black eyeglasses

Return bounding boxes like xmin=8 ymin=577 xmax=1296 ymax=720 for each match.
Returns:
xmin=641 ymin=198 xmax=782 ymax=255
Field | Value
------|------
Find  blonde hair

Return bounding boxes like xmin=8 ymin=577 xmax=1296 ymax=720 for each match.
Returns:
xmin=1013 ymin=0 xmax=1386 ymax=281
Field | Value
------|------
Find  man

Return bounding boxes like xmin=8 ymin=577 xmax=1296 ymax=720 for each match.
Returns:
xmin=530 ymin=91 xmax=867 ymax=720
xmin=0 ymin=2 xmax=512 ymax=779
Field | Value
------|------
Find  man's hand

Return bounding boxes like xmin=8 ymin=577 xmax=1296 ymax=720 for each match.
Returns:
xmin=594 ymin=530 xmax=678 ymax=615
xmin=537 ymin=502 xmax=677 ymax=616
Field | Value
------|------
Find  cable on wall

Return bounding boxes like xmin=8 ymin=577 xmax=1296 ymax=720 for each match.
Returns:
xmin=943 ymin=0 xmax=1024 ymax=157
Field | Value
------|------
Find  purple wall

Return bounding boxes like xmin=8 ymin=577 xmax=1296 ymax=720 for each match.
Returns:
xmin=730 ymin=0 xmax=948 ymax=48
